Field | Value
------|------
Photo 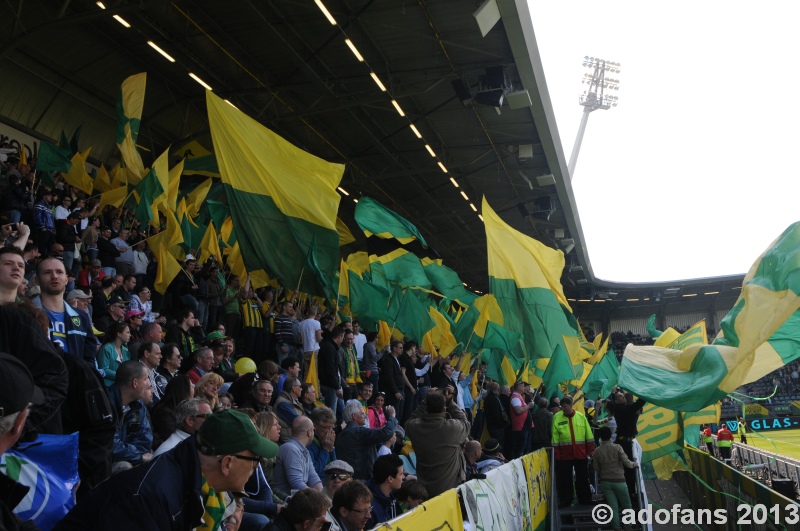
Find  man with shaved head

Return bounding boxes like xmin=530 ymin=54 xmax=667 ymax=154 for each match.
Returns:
xmin=272 ymin=416 xmax=324 ymax=494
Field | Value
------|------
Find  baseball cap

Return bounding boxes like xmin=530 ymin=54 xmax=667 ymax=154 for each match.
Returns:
xmin=107 ymin=295 xmax=125 ymax=306
xmin=125 ymin=309 xmax=145 ymax=321
xmin=90 ymin=259 xmax=102 ymax=267
xmin=324 ymin=460 xmax=354 ymax=474
xmin=0 ymin=352 xmax=44 ymax=417
xmin=483 ymin=438 xmax=501 ymax=454
xmin=206 ymin=331 xmax=231 ymax=342
xmin=66 ymin=289 xmax=92 ymax=300
xmin=584 ymin=400 xmax=595 ymax=408
xmin=197 ymin=409 xmax=279 ymax=459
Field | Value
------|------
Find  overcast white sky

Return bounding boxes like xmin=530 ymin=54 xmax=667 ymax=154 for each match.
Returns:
xmin=527 ymin=1 xmax=800 ymax=283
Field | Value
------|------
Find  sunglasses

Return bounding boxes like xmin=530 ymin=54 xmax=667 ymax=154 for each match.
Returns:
xmin=326 ymin=473 xmax=351 ymax=480
xmin=194 ymin=412 xmax=213 ymax=418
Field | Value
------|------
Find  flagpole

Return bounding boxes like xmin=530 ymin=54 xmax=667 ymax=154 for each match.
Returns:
xmin=464 ymin=329 xmax=476 ymax=353
xmin=295 ymin=268 xmax=305 ymax=293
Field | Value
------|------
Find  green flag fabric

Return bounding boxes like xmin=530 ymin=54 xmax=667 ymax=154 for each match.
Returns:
xmin=541 ymin=344 xmax=575 ymax=398
xmin=482 ymin=321 xmax=525 ymax=359
xmin=206 ymin=91 xmax=344 ymax=296
xmin=580 ymin=351 xmax=620 ymax=400
xmin=619 ymin=222 xmax=800 ymax=411
xmin=483 ymin=197 xmax=581 ymax=363
xmin=390 ymin=287 xmax=435 ymax=343
xmin=348 ymin=270 xmax=391 ymax=323
xmin=36 ymin=140 xmax=72 ymax=173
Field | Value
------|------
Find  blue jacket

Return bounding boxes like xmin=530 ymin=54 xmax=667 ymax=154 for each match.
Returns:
xmin=55 ymin=437 xmax=205 ymax=530
xmin=365 ymin=478 xmax=399 ymax=529
xmin=32 ymin=297 xmax=97 ymax=363
xmin=107 ymin=384 xmax=153 ymax=464
xmin=243 ymin=463 xmax=279 ymax=517
xmin=307 ymin=436 xmax=336 ymax=480
xmin=34 ymin=200 xmax=54 ymax=231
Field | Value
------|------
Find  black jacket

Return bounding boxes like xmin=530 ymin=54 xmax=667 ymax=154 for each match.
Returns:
xmin=96 ymin=237 xmax=120 ymax=268
xmin=54 ymin=437 xmax=206 ymax=530
xmin=318 ymin=338 xmax=342 ymax=389
xmin=0 ymin=305 xmax=68 ymax=438
xmin=483 ymin=391 xmax=508 ymax=431
xmin=609 ymin=399 xmax=646 ymax=438
xmin=0 ymin=472 xmax=39 ymax=531
xmin=379 ymin=354 xmax=405 ymax=396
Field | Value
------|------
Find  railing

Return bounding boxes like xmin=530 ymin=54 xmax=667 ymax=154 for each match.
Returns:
xmin=709 ymin=436 xmax=800 ymax=499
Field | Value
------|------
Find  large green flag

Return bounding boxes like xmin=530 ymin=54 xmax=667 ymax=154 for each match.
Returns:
xmin=619 ymin=222 xmax=800 ymax=411
xmin=580 ymin=351 xmax=620 ymax=400
xmin=207 ymin=91 xmax=344 ymax=295
xmin=116 ymin=73 xmax=146 ymax=180
xmin=422 ymin=260 xmax=477 ymax=305
xmin=36 ymin=140 xmax=72 ymax=173
xmin=541 ymin=345 xmax=575 ymax=398
xmin=386 ymin=287 xmax=435 ymax=343
xmin=348 ymin=270 xmax=391 ymax=323
xmin=483 ymin=197 xmax=581 ymax=363
xmin=482 ymin=321 xmax=525 ymax=359
xmin=133 ymin=167 xmax=164 ymax=225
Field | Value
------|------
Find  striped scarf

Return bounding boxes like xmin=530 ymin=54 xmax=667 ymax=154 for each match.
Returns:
xmin=198 ymin=474 xmax=226 ymax=531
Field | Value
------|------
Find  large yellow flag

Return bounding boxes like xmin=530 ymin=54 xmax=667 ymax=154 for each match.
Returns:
xmin=428 ymin=306 xmax=458 ymax=356
xmin=337 ymin=217 xmax=355 ymax=246
xmin=96 ymin=185 xmax=129 ymax=215
xmin=93 ymin=164 xmax=113 ymax=193
xmin=147 ymin=208 xmax=183 ymax=252
xmin=61 ymin=149 xmax=94 ymax=194
xmin=155 ymin=243 xmax=182 ymax=294
xmin=185 ymin=177 xmax=212 ymax=218
xmin=198 ymin=222 xmax=223 ymax=265
xmin=116 ymin=73 xmax=147 ymax=182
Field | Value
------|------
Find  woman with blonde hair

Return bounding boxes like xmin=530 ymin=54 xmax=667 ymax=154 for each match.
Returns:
xmin=243 ymin=411 xmax=285 ymax=526
xmin=196 ymin=372 xmax=224 ymax=410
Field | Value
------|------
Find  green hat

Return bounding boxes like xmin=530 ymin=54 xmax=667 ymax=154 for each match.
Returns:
xmin=196 ymin=409 xmax=279 ymax=459
xmin=206 ymin=331 xmax=231 ymax=342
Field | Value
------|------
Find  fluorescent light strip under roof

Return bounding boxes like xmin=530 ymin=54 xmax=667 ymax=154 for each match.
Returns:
xmin=682 ymin=293 xmax=698 ymax=297
xmin=391 ymin=100 xmax=405 ymax=117
xmin=344 ymin=39 xmax=364 ymax=62
xmin=147 ymin=41 xmax=176 ymax=62
xmin=314 ymin=0 xmax=337 ymax=24
xmin=449 ymin=177 xmax=459 ymax=188
xmin=96 ymin=1 xmax=106 ymax=8
xmin=469 ymin=203 xmax=477 ymax=212
xmin=704 ymin=291 xmax=720 ymax=295
xmin=478 ymin=214 xmax=484 ymax=222
xmin=188 ymin=73 xmax=213 ymax=90
xmin=370 ymin=72 xmax=386 ymax=92
xmin=113 ymin=15 xmax=131 ymax=28
xmin=353 ymin=198 xmax=359 ymax=203
xmin=460 ymin=191 xmax=469 ymax=201
xmin=437 ymin=162 xmax=447 ymax=173
xmin=224 ymin=100 xmax=239 ymax=110
xmin=424 ymin=144 xmax=435 ymax=157
xmin=337 ymin=187 xmax=349 ymax=196
xmin=409 ymin=124 xmax=422 ymax=138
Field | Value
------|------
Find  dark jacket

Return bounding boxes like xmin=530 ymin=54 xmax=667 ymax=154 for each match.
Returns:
xmin=483 ymin=390 xmax=508 ymax=431
xmin=608 ymin=398 xmax=647 ymax=438
xmin=54 ymin=437 xmax=206 ymax=530
xmin=531 ymin=407 xmax=553 ymax=448
xmin=318 ymin=338 xmax=342 ymax=389
xmin=107 ymin=384 xmax=153 ymax=464
xmin=379 ymin=354 xmax=405 ymax=396
xmin=0 ymin=472 xmax=39 ymax=531
xmin=365 ymin=478 xmax=399 ymax=529
xmin=243 ymin=464 xmax=279 ymax=517
xmin=96 ymin=236 xmax=120 ymax=268
xmin=0 ymin=305 xmax=68 ymax=437
xmin=334 ymin=417 xmax=398 ymax=480
xmin=55 ymin=219 xmax=78 ymax=252
xmin=59 ymin=354 xmax=115 ymax=493
xmin=264 ymin=514 xmax=295 ymax=531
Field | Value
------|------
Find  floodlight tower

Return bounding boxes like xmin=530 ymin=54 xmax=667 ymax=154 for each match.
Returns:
xmin=567 ymin=57 xmax=621 ymax=180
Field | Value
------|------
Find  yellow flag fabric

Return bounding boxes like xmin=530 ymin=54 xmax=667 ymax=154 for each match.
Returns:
xmin=220 ymin=216 xmax=235 ymax=246
xmin=377 ymin=320 xmax=391 ymax=351
xmin=198 ymin=222 xmax=223 ymax=265
xmin=186 ymin=177 xmax=212 ymax=218
xmin=474 ymin=294 xmax=504 ymax=337
xmin=587 ymin=337 xmax=609 ymax=365
xmin=337 ymin=259 xmax=350 ymax=313
xmin=18 ymin=146 xmax=27 ymax=166
xmin=337 ymin=217 xmax=356 ymax=246
xmin=422 ymin=332 xmax=436 ymax=357
xmin=61 ymin=149 xmax=94 ymax=194
xmin=155 ymin=243 xmax=182 ymax=294
xmin=304 ymin=351 xmax=321 ymax=398
xmin=116 ymin=73 xmax=147 ymax=182
xmin=147 ymin=208 xmax=183 ymax=253
xmin=373 ymin=488 xmax=463 ymax=531
xmin=345 ymin=251 xmax=369 ymax=276
xmin=227 ymin=241 xmax=248 ymax=282
xmin=93 ymin=164 xmax=112 ymax=193
xmin=167 ymin=158 xmax=184 ymax=211
xmin=96 ymin=185 xmax=129 ymax=215
xmin=428 ymin=307 xmax=458 ymax=357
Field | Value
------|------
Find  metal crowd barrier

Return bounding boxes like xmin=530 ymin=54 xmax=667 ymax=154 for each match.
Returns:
xmin=710 ymin=436 xmax=800 ymax=499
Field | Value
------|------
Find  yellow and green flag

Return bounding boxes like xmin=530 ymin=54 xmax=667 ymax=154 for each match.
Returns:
xmin=620 ymin=222 xmax=800 ymax=411
xmin=483 ymin=197 xmax=581 ymax=361
xmin=207 ymin=91 xmax=343 ymax=296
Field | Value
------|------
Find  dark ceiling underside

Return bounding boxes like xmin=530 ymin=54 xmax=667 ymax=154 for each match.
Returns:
xmin=0 ymin=0 xmax=743 ymax=314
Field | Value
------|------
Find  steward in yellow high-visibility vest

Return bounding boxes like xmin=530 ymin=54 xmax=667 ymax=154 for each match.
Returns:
xmin=737 ymin=418 xmax=748 ymax=444
xmin=717 ymin=426 xmax=734 ymax=460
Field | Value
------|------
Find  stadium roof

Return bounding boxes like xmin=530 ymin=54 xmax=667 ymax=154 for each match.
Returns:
xmin=0 ymin=0 xmax=741 ymax=315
